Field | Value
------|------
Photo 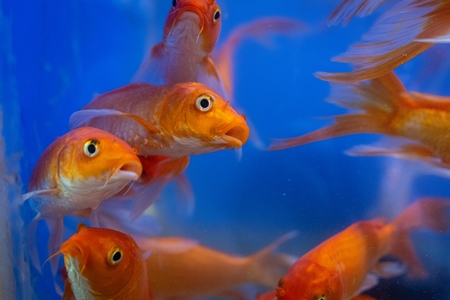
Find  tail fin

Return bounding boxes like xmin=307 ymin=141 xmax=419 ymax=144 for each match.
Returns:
xmin=245 ymin=232 xmax=297 ymax=287
xmin=390 ymin=197 xmax=450 ymax=277
xmin=269 ymin=72 xmax=405 ymax=150
xmin=317 ymin=0 xmax=450 ymax=83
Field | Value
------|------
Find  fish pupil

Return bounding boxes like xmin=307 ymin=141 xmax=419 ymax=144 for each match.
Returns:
xmin=172 ymin=0 xmax=176 ymax=7
xmin=113 ymin=251 xmax=121 ymax=262
xmin=214 ymin=10 xmax=220 ymax=21
xmin=200 ymin=98 xmax=210 ymax=109
xmin=87 ymin=143 xmax=96 ymax=154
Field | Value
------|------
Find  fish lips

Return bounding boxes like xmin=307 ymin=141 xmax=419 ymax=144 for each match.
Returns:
xmin=109 ymin=160 xmax=143 ymax=182
xmin=219 ymin=122 xmax=250 ymax=148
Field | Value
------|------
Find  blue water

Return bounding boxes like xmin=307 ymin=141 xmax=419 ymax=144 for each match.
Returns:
xmin=2 ymin=0 xmax=450 ymax=299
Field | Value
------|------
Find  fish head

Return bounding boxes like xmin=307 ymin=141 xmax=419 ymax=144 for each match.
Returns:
xmin=160 ymin=83 xmax=249 ymax=155
xmin=164 ymin=0 xmax=221 ymax=53
xmin=277 ymin=259 xmax=344 ymax=300
xmin=60 ymin=223 xmax=144 ymax=297
xmin=57 ymin=127 xmax=143 ymax=201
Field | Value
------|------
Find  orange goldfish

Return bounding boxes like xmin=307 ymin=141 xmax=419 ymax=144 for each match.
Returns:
xmin=70 ymin=82 xmax=249 ymax=157
xmin=273 ymin=198 xmax=450 ymax=300
xmin=270 ymin=72 xmax=450 ymax=169
xmin=317 ymin=0 xmax=450 ymax=83
xmin=22 ymin=127 xmax=142 ymax=273
xmin=139 ymin=232 xmax=297 ymax=299
xmin=60 ymin=223 xmax=152 ymax=300
xmin=132 ymin=0 xmax=225 ymax=95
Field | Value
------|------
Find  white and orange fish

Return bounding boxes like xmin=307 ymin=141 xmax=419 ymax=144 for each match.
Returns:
xmin=317 ymin=0 xmax=450 ymax=83
xmin=270 ymin=72 xmax=450 ymax=170
xmin=263 ymin=198 xmax=450 ymax=300
xmin=70 ymin=82 xmax=249 ymax=157
xmin=132 ymin=0 xmax=225 ymax=95
xmin=23 ymin=127 xmax=142 ymax=273
xmin=60 ymin=223 xmax=152 ymax=300
xmin=138 ymin=232 xmax=296 ymax=299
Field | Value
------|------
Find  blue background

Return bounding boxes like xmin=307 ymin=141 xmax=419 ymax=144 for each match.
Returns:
xmin=2 ymin=0 xmax=450 ymax=299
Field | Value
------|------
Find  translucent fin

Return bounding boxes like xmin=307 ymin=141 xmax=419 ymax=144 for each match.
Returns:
xmin=353 ymin=273 xmax=378 ymax=296
xmin=328 ymin=0 xmax=386 ymax=26
xmin=214 ymin=17 xmax=306 ymax=99
xmin=131 ymin=42 xmax=167 ymax=84
xmin=390 ymin=198 xmax=450 ymax=277
xmin=317 ymin=0 xmax=450 ymax=82
xmin=246 ymin=231 xmax=298 ymax=287
xmin=69 ymin=109 xmax=159 ymax=134
xmin=26 ymin=217 xmax=42 ymax=272
xmin=371 ymin=261 xmax=407 ymax=278
xmin=270 ymin=72 xmax=405 ymax=150
xmin=46 ymin=217 xmax=64 ymax=277
xmin=22 ymin=188 xmax=59 ymax=201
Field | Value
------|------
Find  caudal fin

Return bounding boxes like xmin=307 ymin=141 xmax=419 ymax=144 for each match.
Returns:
xmin=246 ymin=232 xmax=298 ymax=287
xmin=317 ymin=0 xmax=450 ymax=83
xmin=390 ymin=197 xmax=450 ymax=277
xmin=269 ymin=72 xmax=405 ymax=150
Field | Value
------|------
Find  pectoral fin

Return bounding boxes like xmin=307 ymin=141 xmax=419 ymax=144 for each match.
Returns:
xmin=22 ymin=188 xmax=60 ymax=202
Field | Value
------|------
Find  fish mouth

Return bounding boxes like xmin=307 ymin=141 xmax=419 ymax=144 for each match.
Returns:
xmin=220 ymin=123 xmax=250 ymax=148
xmin=112 ymin=161 xmax=143 ymax=181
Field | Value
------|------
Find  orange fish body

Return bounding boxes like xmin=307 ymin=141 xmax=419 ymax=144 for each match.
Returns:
xmin=22 ymin=127 xmax=142 ymax=273
xmin=70 ymin=82 xmax=249 ymax=158
xmin=318 ymin=0 xmax=450 ymax=83
xmin=271 ymin=72 xmax=450 ymax=169
xmin=142 ymin=233 xmax=296 ymax=298
xmin=61 ymin=223 xmax=152 ymax=300
xmin=276 ymin=198 xmax=450 ymax=300
xmin=132 ymin=0 xmax=225 ymax=95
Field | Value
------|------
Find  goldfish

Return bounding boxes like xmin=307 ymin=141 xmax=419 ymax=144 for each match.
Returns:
xmin=22 ymin=126 xmax=142 ymax=273
xmin=271 ymin=198 xmax=450 ymax=300
xmin=270 ymin=72 xmax=450 ymax=170
xmin=60 ymin=223 xmax=152 ymax=300
xmin=70 ymin=82 xmax=249 ymax=157
xmin=132 ymin=1 xmax=305 ymax=99
xmin=138 ymin=232 xmax=297 ymax=299
xmin=132 ymin=0 xmax=226 ymax=96
xmin=317 ymin=0 xmax=450 ymax=83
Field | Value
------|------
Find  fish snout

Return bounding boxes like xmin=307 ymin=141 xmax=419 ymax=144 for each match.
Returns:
xmin=118 ymin=160 xmax=143 ymax=180
xmin=220 ymin=121 xmax=250 ymax=148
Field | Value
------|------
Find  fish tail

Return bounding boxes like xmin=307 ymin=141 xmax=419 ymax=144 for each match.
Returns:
xmin=270 ymin=72 xmax=406 ymax=151
xmin=246 ymin=231 xmax=298 ymax=287
xmin=390 ymin=197 xmax=450 ymax=277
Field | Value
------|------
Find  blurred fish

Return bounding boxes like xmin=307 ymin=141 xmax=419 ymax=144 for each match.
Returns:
xmin=132 ymin=0 xmax=225 ymax=96
xmin=213 ymin=16 xmax=306 ymax=100
xmin=270 ymin=72 xmax=450 ymax=170
xmin=22 ymin=127 xmax=142 ymax=273
xmin=139 ymin=232 xmax=297 ymax=299
xmin=317 ymin=0 xmax=450 ymax=83
xmin=272 ymin=198 xmax=450 ymax=300
xmin=60 ymin=223 xmax=152 ymax=300
xmin=70 ymin=82 xmax=249 ymax=157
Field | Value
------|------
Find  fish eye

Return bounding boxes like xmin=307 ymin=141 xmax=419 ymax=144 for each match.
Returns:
xmin=172 ymin=0 xmax=177 ymax=7
xmin=195 ymin=94 xmax=215 ymax=112
xmin=83 ymin=139 xmax=99 ymax=157
xmin=108 ymin=246 xmax=123 ymax=265
xmin=213 ymin=9 xmax=221 ymax=23
xmin=317 ymin=295 xmax=327 ymax=300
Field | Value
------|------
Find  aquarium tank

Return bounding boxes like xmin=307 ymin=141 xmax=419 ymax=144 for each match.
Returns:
xmin=2 ymin=0 xmax=450 ymax=299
